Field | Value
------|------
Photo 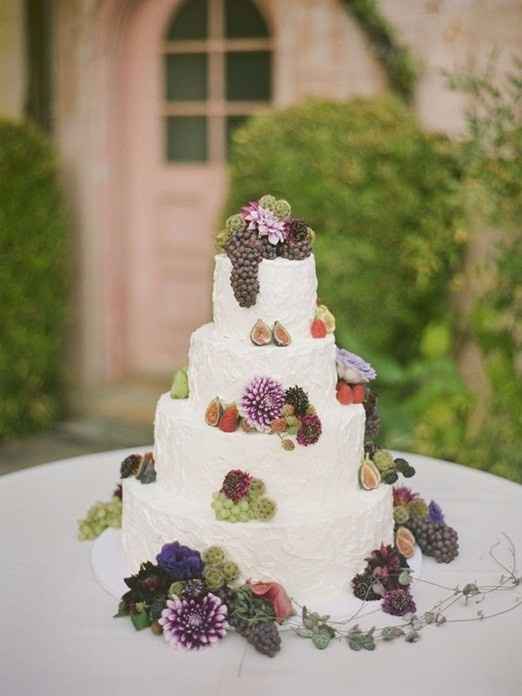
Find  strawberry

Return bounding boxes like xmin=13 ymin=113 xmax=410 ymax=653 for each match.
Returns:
xmin=337 ymin=381 xmax=354 ymax=405
xmin=352 ymin=384 xmax=366 ymax=404
xmin=311 ymin=318 xmax=327 ymax=338
xmin=219 ymin=404 xmax=239 ymax=432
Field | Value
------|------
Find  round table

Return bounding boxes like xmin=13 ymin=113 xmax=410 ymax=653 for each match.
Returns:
xmin=1 ymin=449 xmax=521 ymax=696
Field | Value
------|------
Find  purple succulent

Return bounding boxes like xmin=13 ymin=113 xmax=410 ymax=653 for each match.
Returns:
xmin=428 ymin=500 xmax=445 ymax=525
xmin=159 ymin=594 xmax=228 ymax=650
xmin=240 ymin=376 xmax=285 ymax=432
xmin=296 ymin=414 xmax=322 ymax=446
xmin=381 ymin=588 xmax=417 ymax=617
xmin=336 ymin=346 xmax=377 ymax=384
xmin=156 ymin=541 xmax=203 ymax=580
xmin=242 ymin=201 xmax=288 ymax=245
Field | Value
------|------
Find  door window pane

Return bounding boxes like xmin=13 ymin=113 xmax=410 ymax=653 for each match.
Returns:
xmin=224 ymin=0 xmax=269 ymax=38
xmin=166 ymin=116 xmax=207 ymax=161
xmin=166 ymin=54 xmax=208 ymax=101
xmin=226 ymin=115 xmax=249 ymax=158
xmin=225 ymin=51 xmax=271 ymax=101
xmin=167 ymin=0 xmax=208 ymax=40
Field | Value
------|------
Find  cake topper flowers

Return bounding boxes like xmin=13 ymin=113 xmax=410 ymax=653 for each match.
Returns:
xmin=216 ymin=194 xmax=315 ymax=308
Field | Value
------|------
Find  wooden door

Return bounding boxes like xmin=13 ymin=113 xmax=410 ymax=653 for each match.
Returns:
xmin=122 ymin=0 xmax=273 ymax=376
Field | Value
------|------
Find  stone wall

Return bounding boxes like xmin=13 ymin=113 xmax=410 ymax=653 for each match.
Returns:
xmin=0 ymin=0 xmax=26 ymax=119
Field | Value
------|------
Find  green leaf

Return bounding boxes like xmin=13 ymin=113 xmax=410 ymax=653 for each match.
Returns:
xmin=131 ymin=611 xmax=152 ymax=631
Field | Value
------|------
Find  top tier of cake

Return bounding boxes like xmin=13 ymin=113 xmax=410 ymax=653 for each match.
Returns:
xmin=212 ymin=253 xmax=317 ymax=341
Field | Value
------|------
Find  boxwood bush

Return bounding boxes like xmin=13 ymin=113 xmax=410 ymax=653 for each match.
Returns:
xmin=225 ymin=97 xmax=469 ymax=460
xmin=0 ymin=119 xmax=69 ymax=439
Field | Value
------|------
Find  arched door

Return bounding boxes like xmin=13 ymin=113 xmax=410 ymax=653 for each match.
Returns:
xmin=122 ymin=0 xmax=273 ymax=376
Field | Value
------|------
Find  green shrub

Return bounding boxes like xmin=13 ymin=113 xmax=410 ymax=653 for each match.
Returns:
xmin=0 ymin=119 xmax=69 ymax=439
xmin=227 ymin=98 xmax=463 ymax=352
xmin=225 ymin=97 xmax=472 ymax=465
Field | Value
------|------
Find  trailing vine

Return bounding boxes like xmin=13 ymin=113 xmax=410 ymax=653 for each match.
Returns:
xmin=343 ymin=0 xmax=417 ymax=104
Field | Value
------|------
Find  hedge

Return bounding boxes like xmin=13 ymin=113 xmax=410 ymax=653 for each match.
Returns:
xmin=0 ymin=119 xmax=69 ymax=439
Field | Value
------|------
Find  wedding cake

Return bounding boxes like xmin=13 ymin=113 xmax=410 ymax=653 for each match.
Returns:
xmin=122 ymin=195 xmax=395 ymax=603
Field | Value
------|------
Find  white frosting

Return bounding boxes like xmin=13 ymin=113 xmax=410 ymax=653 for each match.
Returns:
xmin=213 ymin=254 xmax=318 ymax=340
xmin=153 ymin=393 xmax=366 ymax=520
xmin=122 ymin=250 xmax=395 ymax=602
xmin=122 ymin=477 xmax=393 ymax=604
xmin=188 ymin=323 xmax=337 ymax=413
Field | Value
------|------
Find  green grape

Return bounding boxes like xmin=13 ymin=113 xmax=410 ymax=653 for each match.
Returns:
xmin=239 ymin=512 xmax=250 ymax=523
xmin=239 ymin=500 xmax=249 ymax=512
xmin=216 ymin=510 xmax=226 ymax=521
xmin=223 ymin=498 xmax=233 ymax=509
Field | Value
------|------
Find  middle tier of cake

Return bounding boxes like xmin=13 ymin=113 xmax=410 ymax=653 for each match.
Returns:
xmin=188 ymin=323 xmax=338 ymax=413
xmin=154 ymin=393 xmax=366 ymax=520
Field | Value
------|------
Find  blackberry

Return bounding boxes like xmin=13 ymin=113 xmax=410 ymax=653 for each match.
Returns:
xmin=286 ymin=218 xmax=309 ymax=242
xmin=407 ymin=516 xmax=459 ymax=563
xmin=363 ymin=389 xmax=381 ymax=443
xmin=182 ymin=579 xmax=206 ymax=601
xmin=225 ymin=227 xmax=263 ymax=307
xmin=245 ymin=622 xmax=281 ymax=657
xmin=278 ymin=235 xmax=312 ymax=260
xmin=284 ymin=385 xmax=310 ymax=417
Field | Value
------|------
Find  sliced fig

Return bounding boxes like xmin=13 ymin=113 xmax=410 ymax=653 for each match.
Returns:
xmin=358 ymin=456 xmax=381 ymax=490
xmin=250 ymin=319 xmax=272 ymax=346
xmin=205 ymin=397 xmax=223 ymax=427
xmin=272 ymin=321 xmax=291 ymax=347
xmin=395 ymin=526 xmax=416 ymax=559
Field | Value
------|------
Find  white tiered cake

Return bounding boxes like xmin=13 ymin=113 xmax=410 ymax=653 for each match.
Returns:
xmin=122 ymin=251 xmax=393 ymax=603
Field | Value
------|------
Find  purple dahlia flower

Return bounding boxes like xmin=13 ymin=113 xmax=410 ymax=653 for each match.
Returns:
xmin=240 ymin=376 xmax=285 ymax=432
xmin=159 ymin=594 xmax=228 ymax=650
xmin=156 ymin=541 xmax=203 ymax=580
xmin=427 ymin=500 xmax=445 ymax=525
xmin=241 ymin=201 xmax=288 ymax=245
xmin=382 ymin=588 xmax=416 ymax=617
xmin=336 ymin=347 xmax=377 ymax=384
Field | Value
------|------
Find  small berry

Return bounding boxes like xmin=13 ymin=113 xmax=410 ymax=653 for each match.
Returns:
xmin=219 ymin=404 xmax=239 ymax=432
xmin=352 ymin=384 xmax=366 ymax=403
xmin=223 ymin=561 xmax=239 ymax=582
xmin=281 ymin=438 xmax=295 ymax=451
xmin=311 ymin=318 xmax=327 ymax=338
xmin=337 ymin=382 xmax=353 ymax=405
xmin=270 ymin=417 xmax=287 ymax=433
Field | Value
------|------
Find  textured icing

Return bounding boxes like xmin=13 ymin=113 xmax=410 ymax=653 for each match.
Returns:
xmin=188 ymin=323 xmax=337 ymax=413
xmin=213 ymin=254 xmax=318 ymax=340
xmin=153 ymin=393 xmax=365 ymax=520
xmin=122 ymin=477 xmax=393 ymax=604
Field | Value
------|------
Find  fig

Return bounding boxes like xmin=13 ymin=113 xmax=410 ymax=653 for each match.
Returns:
xmin=395 ymin=526 xmax=416 ymax=559
xmin=250 ymin=319 xmax=272 ymax=346
xmin=358 ymin=456 xmax=381 ymax=490
xmin=272 ymin=321 xmax=291 ymax=347
xmin=205 ymin=397 xmax=223 ymax=427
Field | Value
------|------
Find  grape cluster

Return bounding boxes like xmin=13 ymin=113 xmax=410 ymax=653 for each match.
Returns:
xmin=278 ymin=235 xmax=312 ymax=260
xmin=245 ymin=622 xmax=281 ymax=657
xmin=78 ymin=497 xmax=122 ymax=540
xmin=225 ymin=227 xmax=263 ymax=307
xmin=211 ymin=490 xmax=277 ymax=523
xmin=363 ymin=389 xmax=381 ymax=443
xmin=407 ymin=516 xmax=459 ymax=563
xmin=212 ymin=492 xmax=254 ymax=522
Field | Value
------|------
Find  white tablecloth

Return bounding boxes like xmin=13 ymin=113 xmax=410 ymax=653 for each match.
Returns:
xmin=1 ymin=449 xmax=521 ymax=696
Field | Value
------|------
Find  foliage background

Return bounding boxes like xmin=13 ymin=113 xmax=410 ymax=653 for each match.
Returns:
xmin=0 ymin=119 xmax=69 ymax=439
xmin=225 ymin=92 xmax=522 ymax=483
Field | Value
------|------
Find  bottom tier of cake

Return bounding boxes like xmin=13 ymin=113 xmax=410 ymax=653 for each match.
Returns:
xmin=122 ymin=479 xmax=393 ymax=603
